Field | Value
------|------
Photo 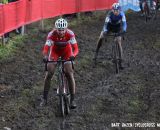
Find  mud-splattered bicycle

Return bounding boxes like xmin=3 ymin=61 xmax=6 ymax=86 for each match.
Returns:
xmin=94 ymin=32 xmax=125 ymax=74
xmin=108 ymin=32 xmax=125 ymax=74
xmin=47 ymin=58 xmax=74 ymax=117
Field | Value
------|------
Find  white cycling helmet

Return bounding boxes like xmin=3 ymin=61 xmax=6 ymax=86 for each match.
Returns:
xmin=112 ymin=3 xmax=120 ymax=10
xmin=55 ymin=18 xmax=68 ymax=30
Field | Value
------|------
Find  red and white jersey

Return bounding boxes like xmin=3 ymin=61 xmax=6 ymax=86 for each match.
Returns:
xmin=43 ymin=28 xmax=79 ymax=60
xmin=46 ymin=29 xmax=77 ymax=47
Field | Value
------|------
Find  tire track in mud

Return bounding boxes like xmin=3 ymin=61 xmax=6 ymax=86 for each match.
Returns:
xmin=0 ymin=12 xmax=160 ymax=130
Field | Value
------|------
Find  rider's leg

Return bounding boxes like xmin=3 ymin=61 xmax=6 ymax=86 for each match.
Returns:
xmin=64 ymin=62 xmax=76 ymax=108
xmin=41 ymin=63 xmax=56 ymax=106
xmin=140 ymin=1 xmax=144 ymax=15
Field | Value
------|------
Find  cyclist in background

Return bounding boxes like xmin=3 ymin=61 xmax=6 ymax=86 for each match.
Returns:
xmin=94 ymin=3 xmax=127 ymax=69
xmin=41 ymin=18 xmax=79 ymax=109
xmin=154 ymin=0 xmax=160 ymax=10
xmin=139 ymin=0 xmax=158 ymax=16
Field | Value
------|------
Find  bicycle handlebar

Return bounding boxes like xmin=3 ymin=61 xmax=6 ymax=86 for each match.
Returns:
xmin=44 ymin=59 xmax=74 ymax=71
xmin=106 ymin=32 xmax=126 ymax=37
xmin=46 ymin=59 xmax=73 ymax=63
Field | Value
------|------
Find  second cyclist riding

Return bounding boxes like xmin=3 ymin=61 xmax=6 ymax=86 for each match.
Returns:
xmin=94 ymin=2 xmax=127 ymax=73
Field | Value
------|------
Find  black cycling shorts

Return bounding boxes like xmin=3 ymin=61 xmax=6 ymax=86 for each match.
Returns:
xmin=107 ymin=23 xmax=121 ymax=33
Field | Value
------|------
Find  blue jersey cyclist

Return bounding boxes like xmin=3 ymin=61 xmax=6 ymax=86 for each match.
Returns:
xmin=94 ymin=3 xmax=127 ymax=68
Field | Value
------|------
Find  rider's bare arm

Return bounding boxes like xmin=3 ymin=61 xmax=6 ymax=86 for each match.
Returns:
xmin=69 ymin=37 xmax=79 ymax=57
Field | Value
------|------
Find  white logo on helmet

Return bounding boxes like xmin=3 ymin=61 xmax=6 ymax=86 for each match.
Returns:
xmin=55 ymin=18 xmax=68 ymax=29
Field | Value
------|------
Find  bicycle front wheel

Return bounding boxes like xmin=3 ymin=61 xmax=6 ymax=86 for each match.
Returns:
xmin=59 ymin=95 xmax=65 ymax=117
xmin=64 ymin=94 xmax=70 ymax=115
xmin=144 ymin=4 xmax=150 ymax=22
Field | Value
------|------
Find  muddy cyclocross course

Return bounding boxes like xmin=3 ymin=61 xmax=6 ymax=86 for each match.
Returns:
xmin=0 ymin=11 xmax=160 ymax=130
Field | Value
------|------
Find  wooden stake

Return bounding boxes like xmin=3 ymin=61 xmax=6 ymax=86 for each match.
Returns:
xmin=21 ymin=25 xmax=25 ymax=35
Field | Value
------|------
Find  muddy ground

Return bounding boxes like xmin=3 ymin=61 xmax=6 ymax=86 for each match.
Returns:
xmin=0 ymin=11 xmax=160 ymax=130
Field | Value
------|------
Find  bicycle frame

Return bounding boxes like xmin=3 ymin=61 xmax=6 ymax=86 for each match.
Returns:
xmin=57 ymin=60 xmax=70 ymax=117
xmin=107 ymin=32 xmax=124 ymax=74
xmin=47 ymin=58 xmax=73 ymax=117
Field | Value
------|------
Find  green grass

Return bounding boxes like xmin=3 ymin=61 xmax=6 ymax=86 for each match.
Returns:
xmin=0 ymin=35 xmax=28 ymax=60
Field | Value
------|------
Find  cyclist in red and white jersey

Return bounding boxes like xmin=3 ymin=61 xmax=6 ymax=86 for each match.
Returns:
xmin=41 ymin=18 xmax=79 ymax=109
